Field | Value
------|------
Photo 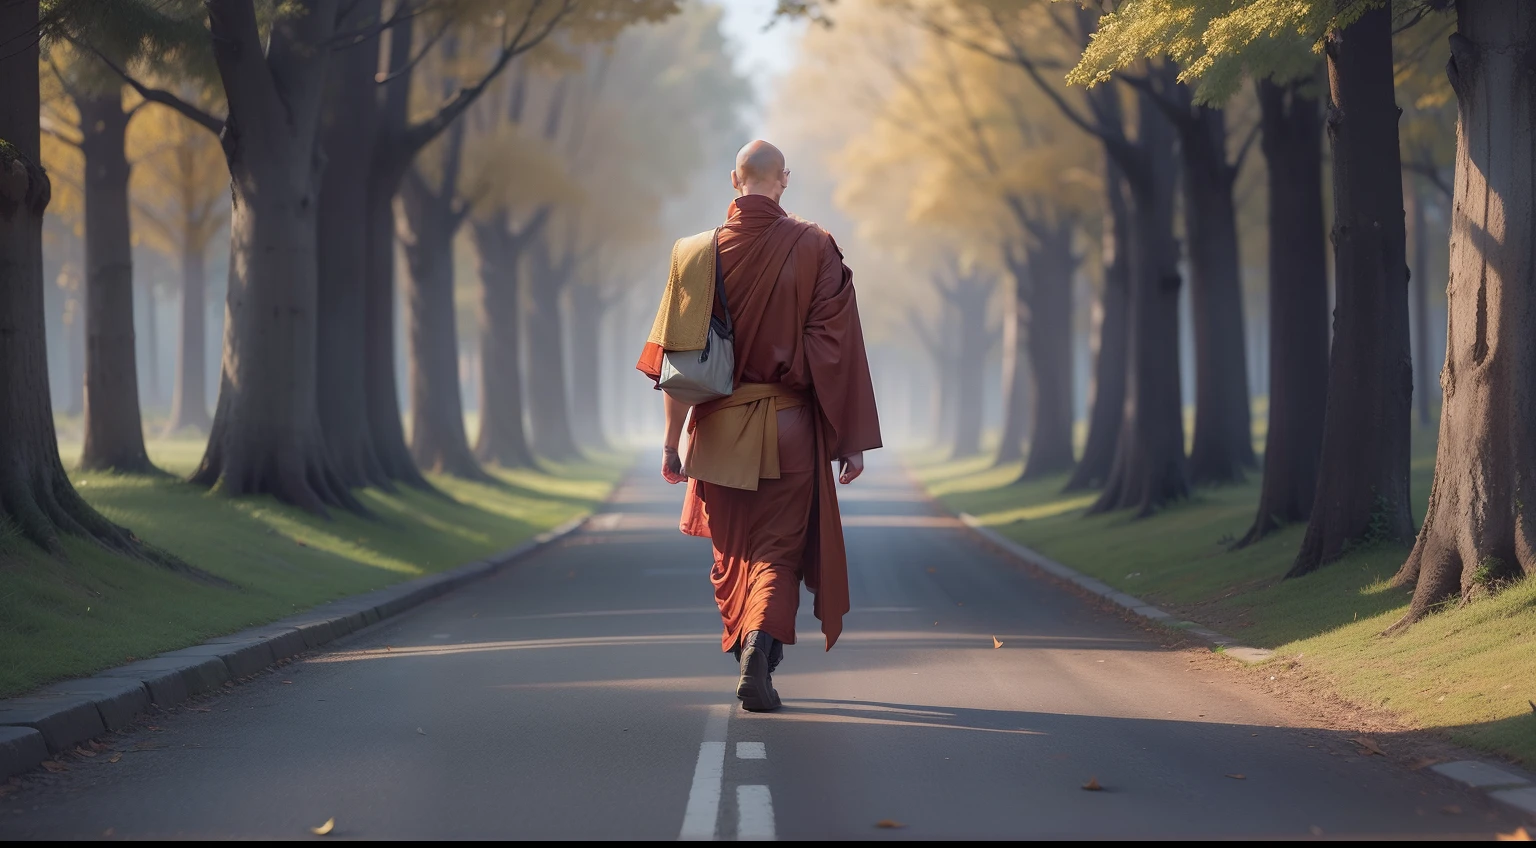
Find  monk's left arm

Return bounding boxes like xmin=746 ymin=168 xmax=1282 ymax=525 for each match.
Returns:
xmin=804 ymin=235 xmax=883 ymax=461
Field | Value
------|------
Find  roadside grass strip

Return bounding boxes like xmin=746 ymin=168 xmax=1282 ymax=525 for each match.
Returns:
xmin=0 ymin=434 xmax=625 ymax=699
xmin=911 ymin=426 xmax=1536 ymax=767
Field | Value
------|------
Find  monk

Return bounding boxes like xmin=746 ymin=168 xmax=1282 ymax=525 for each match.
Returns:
xmin=636 ymin=140 xmax=882 ymax=712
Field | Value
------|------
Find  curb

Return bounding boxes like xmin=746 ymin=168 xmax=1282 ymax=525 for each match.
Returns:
xmin=957 ymin=514 xmax=1536 ymax=824
xmin=0 ymin=512 xmax=590 ymax=780
xmin=957 ymin=514 xmax=1274 ymax=662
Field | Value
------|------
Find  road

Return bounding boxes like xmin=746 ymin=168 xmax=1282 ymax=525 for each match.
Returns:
xmin=0 ymin=457 xmax=1524 ymax=839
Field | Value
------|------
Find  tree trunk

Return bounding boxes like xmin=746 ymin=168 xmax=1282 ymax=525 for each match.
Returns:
xmin=1065 ymin=159 xmax=1130 ymax=491
xmin=1388 ymin=0 xmax=1536 ymax=625
xmin=994 ymin=255 xmax=1031 ymax=467
xmin=164 ymin=240 xmax=212 ymax=433
xmin=315 ymin=0 xmax=391 ymax=490
xmin=191 ymin=0 xmax=362 ymax=516
xmin=567 ymin=283 xmax=610 ymax=452
xmin=525 ymin=238 xmax=580 ymax=461
xmin=949 ymin=284 xmax=990 ymax=459
xmin=469 ymin=213 xmax=536 ymax=468
xmin=1021 ymin=221 xmax=1077 ymax=480
xmin=1406 ymin=171 xmax=1434 ymax=428
xmin=76 ymin=90 xmax=156 ymax=474
xmin=361 ymin=167 xmax=428 ymax=487
xmin=0 ymin=1 xmax=164 ymax=559
xmin=1237 ymin=79 xmax=1330 ymax=548
xmin=1091 ymin=80 xmax=1190 ymax=516
xmin=1180 ymin=100 xmax=1255 ymax=485
xmin=1288 ymin=2 xmax=1415 ymax=577
xmin=396 ymin=162 xmax=489 ymax=481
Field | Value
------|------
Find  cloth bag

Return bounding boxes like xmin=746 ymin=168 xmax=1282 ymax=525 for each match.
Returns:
xmin=659 ymin=234 xmax=734 ymax=405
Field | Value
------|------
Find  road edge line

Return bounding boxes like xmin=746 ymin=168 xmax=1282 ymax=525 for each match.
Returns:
xmin=0 ymin=488 xmax=611 ymax=781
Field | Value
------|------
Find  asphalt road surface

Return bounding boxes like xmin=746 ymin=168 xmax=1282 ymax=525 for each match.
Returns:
xmin=0 ymin=457 xmax=1525 ymax=839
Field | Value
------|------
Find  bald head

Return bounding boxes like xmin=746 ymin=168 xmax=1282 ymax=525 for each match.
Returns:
xmin=731 ymin=139 xmax=790 ymax=202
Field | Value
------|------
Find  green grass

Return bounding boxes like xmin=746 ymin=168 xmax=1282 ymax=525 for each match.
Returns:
xmin=915 ymin=420 xmax=1536 ymax=765
xmin=0 ymin=433 xmax=627 ymax=698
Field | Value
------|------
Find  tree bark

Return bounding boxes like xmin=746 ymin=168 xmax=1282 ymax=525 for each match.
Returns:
xmin=1065 ymin=147 xmax=1131 ymax=491
xmin=524 ymin=237 xmax=581 ymax=461
xmin=567 ymin=282 xmax=611 ymax=452
xmin=76 ymin=89 xmax=156 ymax=474
xmin=0 ymin=0 xmax=166 ymax=560
xmin=1021 ymin=221 xmax=1077 ymax=480
xmin=1288 ymin=2 xmax=1414 ymax=577
xmin=315 ymin=0 xmax=392 ymax=489
xmin=994 ymin=253 xmax=1031 ymax=468
xmin=164 ymin=240 xmax=212 ymax=433
xmin=469 ymin=212 xmax=537 ymax=468
xmin=190 ymin=0 xmax=363 ymax=516
xmin=1405 ymin=171 xmax=1434 ymax=428
xmin=1388 ymin=0 xmax=1536 ymax=625
xmin=396 ymin=135 xmax=490 ymax=481
xmin=1091 ymin=78 xmax=1190 ymax=516
xmin=948 ymin=277 xmax=992 ymax=459
xmin=1179 ymin=98 xmax=1255 ymax=485
xmin=1237 ymin=78 xmax=1330 ymax=548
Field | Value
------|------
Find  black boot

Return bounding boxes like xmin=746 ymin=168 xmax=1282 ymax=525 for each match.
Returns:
xmin=736 ymin=630 xmax=780 ymax=712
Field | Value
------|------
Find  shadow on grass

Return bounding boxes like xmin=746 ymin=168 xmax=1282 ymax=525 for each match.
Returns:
xmin=0 ymin=447 xmax=632 ymax=698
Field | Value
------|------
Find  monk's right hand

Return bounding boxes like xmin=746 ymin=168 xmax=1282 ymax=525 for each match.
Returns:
xmin=838 ymin=452 xmax=865 ymax=485
xmin=662 ymin=445 xmax=686 ymax=484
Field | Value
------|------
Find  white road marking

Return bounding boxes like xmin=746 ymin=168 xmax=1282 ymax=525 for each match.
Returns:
xmin=678 ymin=704 xmax=731 ymax=841
xmin=736 ymin=742 xmax=766 ymax=760
xmin=736 ymin=785 xmax=776 ymax=841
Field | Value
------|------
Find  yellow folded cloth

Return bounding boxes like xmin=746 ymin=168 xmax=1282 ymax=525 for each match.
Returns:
xmin=685 ymin=382 xmax=809 ymax=491
xmin=646 ymin=228 xmax=718 ymax=352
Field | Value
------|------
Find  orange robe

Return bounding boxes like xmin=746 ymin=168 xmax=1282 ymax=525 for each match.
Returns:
xmin=637 ymin=194 xmax=882 ymax=652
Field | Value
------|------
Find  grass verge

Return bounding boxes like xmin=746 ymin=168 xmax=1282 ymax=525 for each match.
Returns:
xmin=913 ymin=428 xmax=1536 ymax=765
xmin=0 ymin=434 xmax=627 ymax=698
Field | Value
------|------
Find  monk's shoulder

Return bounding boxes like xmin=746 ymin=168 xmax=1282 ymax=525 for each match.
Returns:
xmin=783 ymin=214 xmax=842 ymax=258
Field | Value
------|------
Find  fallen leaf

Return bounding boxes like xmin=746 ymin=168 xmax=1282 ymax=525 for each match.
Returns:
xmin=1082 ymin=777 xmax=1102 ymax=791
xmin=1350 ymin=736 xmax=1385 ymax=756
xmin=1406 ymin=757 xmax=1443 ymax=771
xmin=992 ymin=636 xmax=1003 ymax=649
xmin=103 ymin=828 xmax=114 ymax=837
xmin=1496 ymin=826 xmax=1532 ymax=841
xmin=40 ymin=760 xmax=67 ymax=773
xmin=1225 ymin=773 xmax=1245 ymax=780
xmin=874 ymin=820 xmax=906 ymax=829
xmin=74 ymin=746 xmax=97 ymax=758
xmin=1440 ymin=805 xmax=1462 ymax=815
xmin=385 ymin=646 xmax=392 ymax=652
xmin=311 ymin=818 xmax=335 ymax=836
xmin=107 ymin=753 xmax=122 ymax=764
xmin=926 ymin=567 xmax=936 ymax=573
xmin=416 ymin=727 xmax=426 ymax=735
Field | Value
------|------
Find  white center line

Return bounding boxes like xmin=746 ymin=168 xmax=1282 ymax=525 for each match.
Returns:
xmin=736 ymin=742 xmax=766 ymax=760
xmin=736 ymin=785 xmax=776 ymax=841
xmin=678 ymin=704 xmax=731 ymax=841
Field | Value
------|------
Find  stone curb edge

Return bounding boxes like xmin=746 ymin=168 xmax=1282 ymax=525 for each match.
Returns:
xmin=0 ymin=512 xmax=592 ymax=781
xmin=955 ymin=513 xmax=1275 ymax=663
xmin=955 ymin=513 xmax=1536 ymax=823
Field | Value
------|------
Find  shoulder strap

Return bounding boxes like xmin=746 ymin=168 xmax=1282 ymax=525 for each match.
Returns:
xmin=712 ymin=227 xmax=734 ymax=338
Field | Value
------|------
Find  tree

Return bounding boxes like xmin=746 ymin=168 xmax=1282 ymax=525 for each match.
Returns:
xmin=130 ymin=96 xmax=229 ymax=436
xmin=0 ymin=0 xmax=163 ymax=559
xmin=1390 ymin=0 xmax=1536 ymax=625
xmin=1289 ymin=1 xmax=1414 ymax=575
xmin=1067 ymin=0 xmax=1415 ymax=554
xmin=1236 ymin=76 xmax=1329 ymax=547
xmin=39 ymin=49 xmax=157 ymax=473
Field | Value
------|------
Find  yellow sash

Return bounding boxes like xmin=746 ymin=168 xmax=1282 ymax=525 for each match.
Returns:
xmin=685 ymin=383 xmax=810 ymax=491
